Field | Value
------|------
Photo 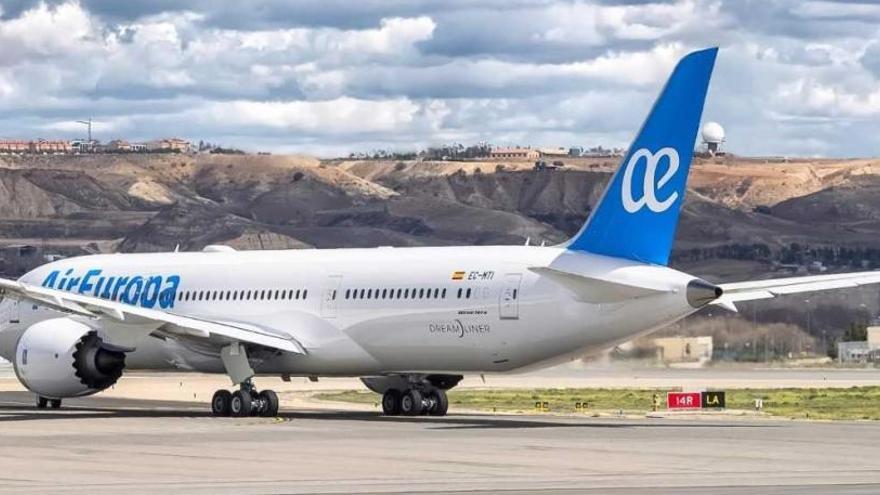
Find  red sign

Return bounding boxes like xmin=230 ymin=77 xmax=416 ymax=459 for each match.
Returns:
xmin=667 ymin=392 xmax=702 ymax=409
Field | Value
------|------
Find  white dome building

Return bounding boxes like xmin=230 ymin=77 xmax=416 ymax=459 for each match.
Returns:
xmin=701 ymin=122 xmax=725 ymax=154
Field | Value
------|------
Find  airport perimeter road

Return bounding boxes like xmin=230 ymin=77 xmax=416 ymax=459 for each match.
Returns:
xmin=0 ymin=392 xmax=878 ymax=494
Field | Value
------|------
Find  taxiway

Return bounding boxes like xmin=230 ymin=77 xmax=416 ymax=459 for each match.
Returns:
xmin=0 ymin=392 xmax=878 ymax=494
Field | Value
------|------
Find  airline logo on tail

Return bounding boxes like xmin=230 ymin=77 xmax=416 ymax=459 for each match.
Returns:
xmin=565 ymin=47 xmax=717 ymax=266
xmin=621 ymin=147 xmax=680 ymax=214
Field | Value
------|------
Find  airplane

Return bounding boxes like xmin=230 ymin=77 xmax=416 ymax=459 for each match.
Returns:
xmin=1 ymin=47 xmax=879 ymax=418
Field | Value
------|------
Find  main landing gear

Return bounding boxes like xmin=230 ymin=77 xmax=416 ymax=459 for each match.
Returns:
xmin=382 ymin=387 xmax=449 ymax=416
xmin=211 ymin=380 xmax=279 ymax=417
xmin=211 ymin=342 xmax=279 ymax=417
xmin=36 ymin=396 xmax=62 ymax=409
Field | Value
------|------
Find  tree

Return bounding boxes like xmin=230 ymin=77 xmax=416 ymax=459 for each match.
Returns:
xmin=842 ymin=322 xmax=868 ymax=342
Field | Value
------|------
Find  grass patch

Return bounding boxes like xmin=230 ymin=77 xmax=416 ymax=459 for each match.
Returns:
xmin=314 ymin=386 xmax=880 ymax=420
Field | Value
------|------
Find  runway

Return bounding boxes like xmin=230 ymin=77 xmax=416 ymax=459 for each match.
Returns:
xmin=0 ymin=393 xmax=879 ymax=493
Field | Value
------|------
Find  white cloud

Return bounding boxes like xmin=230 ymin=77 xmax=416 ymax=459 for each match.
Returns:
xmin=1 ymin=0 xmax=880 ymax=157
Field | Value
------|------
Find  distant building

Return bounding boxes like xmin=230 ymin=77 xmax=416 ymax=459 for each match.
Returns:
xmin=0 ymin=140 xmax=30 ymax=153
xmin=130 ymin=143 xmax=147 ymax=152
xmin=490 ymin=147 xmax=539 ymax=160
xmin=652 ymin=336 xmax=713 ymax=364
xmin=147 ymin=138 xmax=192 ymax=153
xmin=0 ymin=139 xmax=70 ymax=153
xmin=539 ymin=147 xmax=568 ymax=158
xmin=568 ymin=147 xmax=583 ymax=157
xmin=838 ymin=327 xmax=880 ymax=363
xmin=106 ymin=139 xmax=131 ymax=152
xmin=70 ymin=140 xmax=98 ymax=153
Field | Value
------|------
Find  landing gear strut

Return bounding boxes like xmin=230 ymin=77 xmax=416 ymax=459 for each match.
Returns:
xmin=211 ymin=380 xmax=279 ymax=417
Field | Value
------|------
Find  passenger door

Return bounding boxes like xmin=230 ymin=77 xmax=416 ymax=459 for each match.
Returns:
xmin=498 ymin=273 xmax=522 ymax=320
xmin=320 ymin=275 xmax=343 ymax=318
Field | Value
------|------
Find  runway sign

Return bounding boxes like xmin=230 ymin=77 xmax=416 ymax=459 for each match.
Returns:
xmin=701 ymin=391 xmax=726 ymax=408
xmin=667 ymin=392 xmax=701 ymax=409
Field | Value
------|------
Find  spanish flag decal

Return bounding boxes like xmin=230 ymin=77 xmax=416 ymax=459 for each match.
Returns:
xmin=451 ymin=271 xmax=465 ymax=281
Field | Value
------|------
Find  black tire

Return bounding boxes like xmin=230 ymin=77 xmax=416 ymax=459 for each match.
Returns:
xmin=382 ymin=389 xmax=402 ymax=416
xmin=429 ymin=389 xmax=448 ymax=416
xmin=258 ymin=390 xmax=279 ymax=417
xmin=211 ymin=390 xmax=232 ymax=416
xmin=36 ymin=396 xmax=48 ymax=409
xmin=230 ymin=390 xmax=253 ymax=417
xmin=49 ymin=399 xmax=62 ymax=409
xmin=400 ymin=389 xmax=424 ymax=416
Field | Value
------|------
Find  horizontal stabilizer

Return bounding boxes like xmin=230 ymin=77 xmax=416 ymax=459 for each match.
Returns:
xmin=714 ymin=271 xmax=880 ymax=309
xmin=528 ymin=266 xmax=670 ymax=303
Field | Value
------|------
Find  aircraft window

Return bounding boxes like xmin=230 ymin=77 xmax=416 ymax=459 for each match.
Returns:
xmin=303 ymin=290 xmax=308 ymax=299
xmin=197 ymin=291 xmax=203 ymax=301
xmin=513 ymin=289 xmax=518 ymax=300
xmin=225 ymin=290 xmax=230 ymax=300
xmin=433 ymin=288 xmax=439 ymax=299
xmin=396 ymin=288 xmax=402 ymax=299
xmin=274 ymin=290 xmax=280 ymax=300
xmin=381 ymin=289 xmax=387 ymax=299
xmin=403 ymin=289 xmax=409 ymax=298
xmin=466 ymin=288 xmax=472 ymax=298
xmin=442 ymin=288 xmax=447 ymax=299
xmin=366 ymin=289 xmax=372 ymax=299
xmin=345 ymin=289 xmax=350 ymax=300
xmin=332 ymin=290 xmax=337 ymax=301
xmin=457 ymin=288 xmax=462 ymax=299
xmin=359 ymin=289 xmax=365 ymax=299
xmin=417 ymin=288 xmax=423 ymax=299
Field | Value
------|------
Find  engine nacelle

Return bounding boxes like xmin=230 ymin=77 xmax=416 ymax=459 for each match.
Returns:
xmin=13 ymin=318 xmax=126 ymax=399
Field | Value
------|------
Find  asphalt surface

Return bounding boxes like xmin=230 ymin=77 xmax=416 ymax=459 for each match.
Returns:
xmin=0 ymin=392 xmax=879 ymax=494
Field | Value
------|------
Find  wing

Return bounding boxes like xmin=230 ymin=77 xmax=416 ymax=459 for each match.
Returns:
xmin=0 ymin=278 xmax=304 ymax=353
xmin=715 ymin=271 xmax=880 ymax=311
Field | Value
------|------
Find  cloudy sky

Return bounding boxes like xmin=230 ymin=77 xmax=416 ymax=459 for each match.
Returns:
xmin=1 ymin=0 xmax=879 ymax=157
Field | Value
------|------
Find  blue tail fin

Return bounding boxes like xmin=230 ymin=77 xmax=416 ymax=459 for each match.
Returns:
xmin=566 ymin=47 xmax=717 ymax=265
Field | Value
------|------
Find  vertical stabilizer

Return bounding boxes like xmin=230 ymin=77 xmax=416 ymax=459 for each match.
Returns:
xmin=566 ymin=48 xmax=717 ymax=265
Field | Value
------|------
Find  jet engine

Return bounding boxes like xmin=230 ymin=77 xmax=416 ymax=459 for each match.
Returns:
xmin=13 ymin=318 xmax=126 ymax=399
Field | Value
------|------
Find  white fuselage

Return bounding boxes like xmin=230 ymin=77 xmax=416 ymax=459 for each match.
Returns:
xmin=0 ymin=246 xmax=701 ymax=376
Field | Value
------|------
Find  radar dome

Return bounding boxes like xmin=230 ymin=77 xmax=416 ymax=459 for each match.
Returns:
xmin=701 ymin=122 xmax=725 ymax=144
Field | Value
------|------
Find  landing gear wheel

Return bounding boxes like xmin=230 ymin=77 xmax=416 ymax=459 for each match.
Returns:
xmin=382 ymin=389 xmax=402 ymax=416
xmin=49 ymin=399 xmax=62 ymax=409
xmin=400 ymin=389 xmax=424 ymax=416
xmin=258 ymin=390 xmax=279 ymax=417
xmin=36 ymin=396 xmax=48 ymax=409
xmin=428 ymin=389 xmax=448 ymax=416
xmin=230 ymin=390 xmax=253 ymax=417
xmin=211 ymin=390 xmax=232 ymax=416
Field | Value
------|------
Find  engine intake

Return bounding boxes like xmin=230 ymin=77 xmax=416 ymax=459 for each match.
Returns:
xmin=73 ymin=332 xmax=126 ymax=390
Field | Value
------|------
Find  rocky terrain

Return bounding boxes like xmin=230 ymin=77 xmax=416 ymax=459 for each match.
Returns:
xmin=1 ymin=153 xmax=880 ymax=281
